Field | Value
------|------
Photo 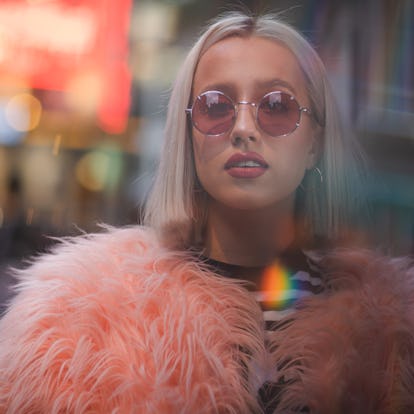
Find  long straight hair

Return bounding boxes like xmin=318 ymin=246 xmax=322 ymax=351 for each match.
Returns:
xmin=143 ymin=12 xmax=368 ymax=249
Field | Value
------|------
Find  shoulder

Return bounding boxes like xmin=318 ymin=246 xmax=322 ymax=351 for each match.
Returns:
xmin=36 ymin=224 xmax=159 ymax=264
xmin=293 ymin=248 xmax=414 ymax=332
xmin=0 ymin=226 xmax=262 ymax=412
xmin=0 ymin=223 xmax=260 ymax=337
xmin=9 ymin=225 xmax=158 ymax=287
xmin=272 ymin=248 xmax=414 ymax=412
xmin=3 ymin=224 xmax=259 ymax=316
xmin=0 ymin=225 xmax=168 ymax=352
xmin=312 ymin=247 xmax=414 ymax=292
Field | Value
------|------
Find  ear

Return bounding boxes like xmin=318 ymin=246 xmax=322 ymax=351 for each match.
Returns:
xmin=306 ymin=127 xmax=323 ymax=169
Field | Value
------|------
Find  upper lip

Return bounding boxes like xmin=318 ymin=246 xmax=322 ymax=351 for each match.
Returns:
xmin=224 ymin=152 xmax=269 ymax=169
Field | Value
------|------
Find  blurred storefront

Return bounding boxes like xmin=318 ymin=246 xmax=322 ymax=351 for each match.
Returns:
xmin=0 ymin=0 xmax=412 ymax=274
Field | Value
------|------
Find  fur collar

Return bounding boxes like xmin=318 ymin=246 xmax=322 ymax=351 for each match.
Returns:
xmin=0 ymin=226 xmax=413 ymax=413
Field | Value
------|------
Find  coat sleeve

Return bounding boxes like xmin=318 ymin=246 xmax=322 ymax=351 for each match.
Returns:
xmin=270 ymin=249 xmax=414 ymax=414
xmin=0 ymin=226 xmax=263 ymax=414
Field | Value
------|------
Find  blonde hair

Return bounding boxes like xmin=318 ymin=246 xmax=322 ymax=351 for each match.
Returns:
xmin=143 ymin=11 xmax=367 ymax=249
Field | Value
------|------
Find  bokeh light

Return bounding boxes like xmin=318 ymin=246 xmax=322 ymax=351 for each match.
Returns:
xmin=5 ymin=93 xmax=42 ymax=132
xmin=75 ymin=145 xmax=123 ymax=192
xmin=0 ymin=99 xmax=25 ymax=145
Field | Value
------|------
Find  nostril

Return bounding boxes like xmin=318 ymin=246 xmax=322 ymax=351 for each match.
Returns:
xmin=231 ymin=134 xmax=257 ymax=146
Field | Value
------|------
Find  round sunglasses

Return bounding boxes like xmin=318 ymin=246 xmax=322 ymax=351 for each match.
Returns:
xmin=186 ymin=90 xmax=312 ymax=137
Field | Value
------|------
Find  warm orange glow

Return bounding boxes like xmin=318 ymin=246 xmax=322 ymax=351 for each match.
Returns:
xmin=66 ymin=71 xmax=103 ymax=115
xmin=262 ymin=264 xmax=288 ymax=300
xmin=260 ymin=261 xmax=292 ymax=308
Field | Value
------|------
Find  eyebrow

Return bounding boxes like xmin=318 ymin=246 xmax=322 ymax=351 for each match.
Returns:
xmin=199 ymin=78 xmax=298 ymax=97
xmin=199 ymin=83 xmax=234 ymax=95
xmin=257 ymin=79 xmax=297 ymax=96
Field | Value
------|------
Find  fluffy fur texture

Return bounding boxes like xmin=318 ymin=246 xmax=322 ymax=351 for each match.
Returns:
xmin=272 ymin=250 xmax=414 ymax=413
xmin=0 ymin=226 xmax=413 ymax=413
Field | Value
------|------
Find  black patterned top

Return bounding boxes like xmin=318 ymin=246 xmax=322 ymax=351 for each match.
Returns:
xmin=202 ymin=247 xmax=323 ymax=413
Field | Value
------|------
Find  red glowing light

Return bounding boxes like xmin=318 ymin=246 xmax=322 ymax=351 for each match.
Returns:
xmin=0 ymin=0 xmax=132 ymax=133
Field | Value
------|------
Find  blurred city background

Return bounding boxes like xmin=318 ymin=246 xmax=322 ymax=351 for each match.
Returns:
xmin=0 ymin=0 xmax=413 ymax=301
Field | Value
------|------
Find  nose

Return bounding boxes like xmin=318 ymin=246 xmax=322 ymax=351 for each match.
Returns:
xmin=230 ymin=102 xmax=258 ymax=145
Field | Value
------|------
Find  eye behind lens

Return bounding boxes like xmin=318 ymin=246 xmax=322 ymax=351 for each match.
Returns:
xmin=193 ymin=91 xmax=235 ymax=135
xmin=258 ymin=91 xmax=301 ymax=137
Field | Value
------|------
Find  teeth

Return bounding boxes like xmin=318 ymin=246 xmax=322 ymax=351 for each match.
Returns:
xmin=233 ymin=160 xmax=262 ymax=168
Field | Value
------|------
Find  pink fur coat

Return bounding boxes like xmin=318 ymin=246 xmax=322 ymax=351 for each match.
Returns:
xmin=0 ymin=226 xmax=414 ymax=413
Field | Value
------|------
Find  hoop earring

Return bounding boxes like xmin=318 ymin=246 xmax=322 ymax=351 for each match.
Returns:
xmin=299 ymin=166 xmax=324 ymax=192
xmin=314 ymin=166 xmax=323 ymax=183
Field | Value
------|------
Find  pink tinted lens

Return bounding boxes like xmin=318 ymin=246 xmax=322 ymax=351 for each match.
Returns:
xmin=192 ymin=92 xmax=235 ymax=135
xmin=258 ymin=92 xmax=300 ymax=136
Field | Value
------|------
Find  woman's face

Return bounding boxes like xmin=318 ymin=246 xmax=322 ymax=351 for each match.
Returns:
xmin=191 ymin=35 xmax=319 ymax=213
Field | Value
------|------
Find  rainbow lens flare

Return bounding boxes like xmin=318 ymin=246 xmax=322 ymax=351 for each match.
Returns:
xmin=260 ymin=261 xmax=297 ymax=310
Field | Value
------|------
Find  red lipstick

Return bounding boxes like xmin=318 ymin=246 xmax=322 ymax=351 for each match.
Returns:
xmin=224 ymin=152 xmax=269 ymax=178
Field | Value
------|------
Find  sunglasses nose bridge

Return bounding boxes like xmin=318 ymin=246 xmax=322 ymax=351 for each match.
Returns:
xmin=234 ymin=101 xmax=258 ymax=121
xmin=236 ymin=101 xmax=257 ymax=109
xmin=232 ymin=101 xmax=259 ymax=134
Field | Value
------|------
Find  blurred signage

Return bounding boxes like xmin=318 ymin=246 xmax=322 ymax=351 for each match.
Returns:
xmin=0 ymin=0 xmax=132 ymax=133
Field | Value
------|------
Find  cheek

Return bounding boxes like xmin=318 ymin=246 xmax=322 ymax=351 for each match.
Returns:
xmin=192 ymin=132 xmax=229 ymax=181
xmin=282 ymin=129 xmax=316 ymax=171
xmin=192 ymin=132 xmax=229 ymax=162
xmin=265 ymin=134 xmax=315 ymax=191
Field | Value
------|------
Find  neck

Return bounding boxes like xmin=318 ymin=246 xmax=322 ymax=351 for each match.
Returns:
xmin=203 ymin=197 xmax=297 ymax=267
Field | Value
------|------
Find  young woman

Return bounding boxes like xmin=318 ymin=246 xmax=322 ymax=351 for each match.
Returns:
xmin=1 ymin=12 xmax=414 ymax=414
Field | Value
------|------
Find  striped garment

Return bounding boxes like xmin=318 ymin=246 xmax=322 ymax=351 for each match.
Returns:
xmin=201 ymin=247 xmax=324 ymax=329
xmin=201 ymin=248 xmax=324 ymax=413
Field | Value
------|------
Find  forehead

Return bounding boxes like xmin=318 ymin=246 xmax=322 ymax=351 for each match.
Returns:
xmin=193 ymin=35 xmax=307 ymax=100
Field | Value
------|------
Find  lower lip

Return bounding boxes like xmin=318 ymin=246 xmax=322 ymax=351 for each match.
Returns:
xmin=225 ymin=167 xmax=267 ymax=178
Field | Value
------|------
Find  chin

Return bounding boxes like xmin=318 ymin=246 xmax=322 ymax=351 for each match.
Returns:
xmin=205 ymin=184 xmax=297 ymax=213
xmin=219 ymin=196 xmax=288 ymax=212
